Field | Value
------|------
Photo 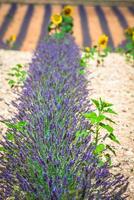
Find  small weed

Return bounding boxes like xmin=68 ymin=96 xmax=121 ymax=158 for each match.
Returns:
xmin=79 ymin=34 xmax=111 ymax=70
xmin=5 ymin=35 xmax=16 ymax=48
xmin=7 ymin=64 xmax=27 ymax=88
xmin=116 ymin=27 xmax=134 ymax=66
xmin=83 ymin=98 xmax=119 ymax=166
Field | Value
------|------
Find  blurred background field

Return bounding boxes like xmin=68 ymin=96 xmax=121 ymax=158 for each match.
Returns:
xmin=0 ymin=1 xmax=134 ymax=51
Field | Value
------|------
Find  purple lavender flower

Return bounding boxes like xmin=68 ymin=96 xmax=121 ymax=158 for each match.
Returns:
xmin=0 ymin=35 xmax=127 ymax=199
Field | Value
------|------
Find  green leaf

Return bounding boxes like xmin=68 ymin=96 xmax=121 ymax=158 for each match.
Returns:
xmin=108 ymin=133 xmax=120 ymax=144
xmin=6 ymin=132 xmax=14 ymax=141
xmin=100 ymin=123 xmax=114 ymax=133
xmin=79 ymin=69 xmax=85 ymax=75
xmin=11 ymin=67 xmax=19 ymax=72
xmin=126 ymin=42 xmax=133 ymax=50
xmin=48 ymin=25 xmax=52 ymax=32
xmin=1 ymin=121 xmax=16 ymax=129
xmin=0 ymin=121 xmax=27 ymax=131
xmin=91 ymin=99 xmax=100 ymax=110
xmin=0 ymin=146 xmax=6 ymax=152
xmin=89 ymin=55 xmax=95 ymax=60
xmin=96 ymin=114 xmax=106 ymax=123
xmin=8 ymin=72 xmax=15 ymax=76
xmin=15 ymin=72 xmax=21 ymax=77
xmin=103 ymin=101 xmax=113 ymax=108
xmin=104 ymin=153 xmax=112 ymax=165
xmin=21 ymin=70 xmax=27 ymax=76
xmin=62 ymin=15 xmax=73 ymax=24
xmin=75 ymin=130 xmax=89 ymax=139
xmin=105 ymin=117 xmax=116 ymax=124
xmin=98 ymin=159 xmax=105 ymax=167
xmin=104 ymin=108 xmax=117 ymax=115
xmin=83 ymin=112 xmax=97 ymax=124
xmin=115 ymin=47 xmax=124 ymax=54
xmin=16 ymin=64 xmax=23 ymax=68
xmin=99 ymin=98 xmax=113 ymax=110
xmin=99 ymin=98 xmax=103 ymax=110
xmin=8 ymin=79 xmax=16 ymax=88
xmin=106 ymin=144 xmax=116 ymax=156
xmin=15 ymin=121 xmax=28 ymax=131
xmin=94 ymin=143 xmax=105 ymax=155
xmin=102 ymin=47 xmax=111 ymax=57
xmin=106 ymin=46 xmax=112 ymax=52
xmin=17 ymin=121 xmax=27 ymax=127
xmin=54 ymin=32 xmax=65 ymax=40
xmin=90 ymin=47 xmax=97 ymax=55
xmin=83 ymin=112 xmax=97 ymax=118
xmin=61 ymin=25 xmax=72 ymax=33
xmin=84 ymin=112 xmax=105 ymax=124
xmin=80 ymin=58 xmax=87 ymax=67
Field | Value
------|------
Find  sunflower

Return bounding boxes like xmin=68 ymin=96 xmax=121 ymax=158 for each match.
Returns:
xmin=51 ymin=14 xmax=62 ymax=26
xmin=6 ymin=35 xmax=16 ymax=46
xmin=62 ymin=6 xmax=73 ymax=16
xmin=85 ymin=47 xmax=90 ymax=53
xmin=98 ymin=34 xmax=108 ymax=49
xmin=10 ymin=35 xmax=16 ymax=43
xmin=125 ymin=27 xmax=134 ymax=36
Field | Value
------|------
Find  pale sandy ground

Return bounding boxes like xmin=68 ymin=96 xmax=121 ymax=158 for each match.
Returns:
xmin=0 ymin=50 xmax=134 ymax=199
xmin=87 ymin=53 xmax=134 ymax=199
xmin=0 ymin=50 xmax=32 ymax=137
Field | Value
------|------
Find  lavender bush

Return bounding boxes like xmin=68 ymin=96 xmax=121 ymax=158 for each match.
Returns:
xmin=0 ymin=35 xmax=127 ymax=199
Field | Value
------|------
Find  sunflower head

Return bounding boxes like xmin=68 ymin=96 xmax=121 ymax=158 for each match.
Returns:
xmin=85 ymin=47 xmax=90 ymax=53
xmin=125 ymin=27 xmax=134 ymax=36
xmin=10 ymin=35 xmax=16 ymax=43
xmin=98 ymin=34 xmax=108 ymax=49
xmin=51 ymin=14 xmax=62 ymax=26
xmin=62 ymin=6 xmax=73 ymax=16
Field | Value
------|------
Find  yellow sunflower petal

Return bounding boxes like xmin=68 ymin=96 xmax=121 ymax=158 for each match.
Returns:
xmin=98 ymin=34 xmax=108 ymax=49
xmin=10 ymin=35 xmax=16 ymax=42
xmin=85 ymin=47 xmax=90 ymax=52
xmin=51 ymin=14 xmax=62 ymax=25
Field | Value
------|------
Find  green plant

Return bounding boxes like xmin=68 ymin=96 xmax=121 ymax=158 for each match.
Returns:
xmin=5 ymin=35 xmax=16 ymax=48
xmin=95 ymin=34 xmax=111 ymax=66
xmin=7 ymin=64 xmax=27 ymax=88
xmin=116 ymin=27 xmax=134 ymax=66
xmin=79 ymin=43 xmax=111 ymax=72
xmin=83 ymin=98 xmax=120 ymax=166
xmin=48 ymin=6 xmax=74 ymax=40
xmin=124 ymin=41 xmax=133 ymax=65
xmin=0 ymin=120 xmax=27 ymax=143
xmin=96 ymin=46 xmax=111 ymax=67
xmin=79 ymin=46 xmax=96 ymax=75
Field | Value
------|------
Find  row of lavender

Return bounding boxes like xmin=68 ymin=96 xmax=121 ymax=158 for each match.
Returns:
xmin=0 ymin=35 xmax=127 ymax=199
